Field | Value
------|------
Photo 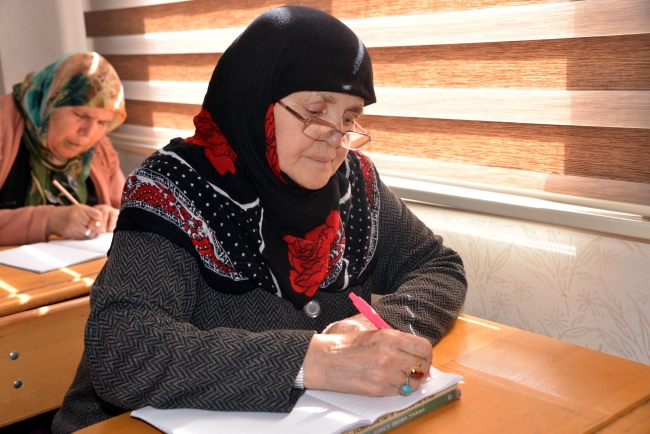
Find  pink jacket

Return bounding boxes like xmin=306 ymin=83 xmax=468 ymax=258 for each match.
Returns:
xmin=0 ymin=94 xmax=125 ymax=245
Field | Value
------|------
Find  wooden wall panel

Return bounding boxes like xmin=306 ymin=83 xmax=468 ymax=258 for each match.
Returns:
xmin=106 ymin=34 xmax=650 ymax=90
xmin=85 ymin=0 xmax=566 ymax=37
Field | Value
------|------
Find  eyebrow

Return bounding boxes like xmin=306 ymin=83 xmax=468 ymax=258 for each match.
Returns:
xmin=347 ymin=105 xmax=364 ymax=116
xmin=314 ymin=91 xmax=364 ymax=115
xmin=73 ymin=108 xmax=113 ymax=121
xmin=315 ymin=91 xmax=336 ymax=103
xmin=304 ymin=91 xmax=364 ymax=118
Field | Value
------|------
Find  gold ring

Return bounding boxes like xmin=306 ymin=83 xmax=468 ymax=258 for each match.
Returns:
xmin=407 ymin=356 xmax=425 ymax=380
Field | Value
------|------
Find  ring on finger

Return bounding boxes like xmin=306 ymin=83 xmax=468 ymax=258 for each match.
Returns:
xmin=399 ymin=376 xmax=412 ymax=396
xmin=407 ymin=356 xmax=425 ymax=380
xmin=84 ymin=228 xmax=92 ymax=238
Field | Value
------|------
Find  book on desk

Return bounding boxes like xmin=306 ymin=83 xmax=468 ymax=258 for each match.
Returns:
xmin=131 ymin=367 xmax=462 ymax=434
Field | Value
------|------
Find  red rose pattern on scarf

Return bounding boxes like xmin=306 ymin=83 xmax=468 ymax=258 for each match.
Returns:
xmin=122 ymin=174 xmax=238 ymax=276
xmin=186 ymin=108 xmax=238 ymax=175
xmin=264 ymin=104 xmax=285 ymax=182
xmin=283 ymin=210 xmax=341 ymax=297
xmin=121 ymin=123 xmax=379 ymax=307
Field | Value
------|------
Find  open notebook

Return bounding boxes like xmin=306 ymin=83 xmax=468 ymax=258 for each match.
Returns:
xmin=0 ymin=233 xmax=113 ymax=273
xmin=131 ymin=367 xmax=462 ymax=434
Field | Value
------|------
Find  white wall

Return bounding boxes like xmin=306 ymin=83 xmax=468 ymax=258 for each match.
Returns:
xmin=117 ymin=150 xmax=148 ymax=177
xmin=0 ymin=0 xmax=87 ymax=95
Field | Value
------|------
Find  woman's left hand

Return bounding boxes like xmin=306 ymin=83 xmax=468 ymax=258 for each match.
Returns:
xmin=93 ymin=204 xmax=119 ymax=233
xmin=322 ymin=314 xmax=376 ymax=335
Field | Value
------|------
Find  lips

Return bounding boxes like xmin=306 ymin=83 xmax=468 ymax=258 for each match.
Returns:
xmin=65 ymin=140 xmax=84 ymax=149
xmin=307 ymin=156 xmax=334 ymax=163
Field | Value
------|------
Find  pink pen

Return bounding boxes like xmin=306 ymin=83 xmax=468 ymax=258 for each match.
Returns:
xmin=349 ymin=292 xmax=432 ymax=378
xmin=348 ymin=292 xmax=392 ymax=329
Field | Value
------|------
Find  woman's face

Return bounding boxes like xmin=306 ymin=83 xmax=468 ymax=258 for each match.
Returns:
xmin=46 ymin=106 xmax=114 ymax=161
xmin=274 ymin=91 xmax=364 ymax=190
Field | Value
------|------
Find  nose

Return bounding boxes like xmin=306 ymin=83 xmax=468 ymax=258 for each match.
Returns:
xmin=78 ymin=118 xmax=100 ymax=139
xmin=78 ymin=119 xmax=92 ymax=137
xmin=322 ymin=131 xmax=345 ymax=148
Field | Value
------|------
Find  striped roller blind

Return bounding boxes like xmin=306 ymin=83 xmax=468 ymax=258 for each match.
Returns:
xmin=86 ymin=0 xmax=650 ymax=216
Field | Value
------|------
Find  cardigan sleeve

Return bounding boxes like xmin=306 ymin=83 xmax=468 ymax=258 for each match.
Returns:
xmin=364 ymin=179 xmax=468 ymax=345
xmin=0 ymin=94 xmax=56 ymax=245
xmin=0 ymin=205 xmax=55 ymax=245
xmin=84 ymin=230 xmax=312 ymax=413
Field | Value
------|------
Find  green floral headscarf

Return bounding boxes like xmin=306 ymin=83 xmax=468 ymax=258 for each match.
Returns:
xmin=12 ymin=52 xmax=126 ymax=206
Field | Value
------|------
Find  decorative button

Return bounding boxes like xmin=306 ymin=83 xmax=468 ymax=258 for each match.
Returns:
xmin=9 ymin=352 xmax=19 ymax=360
xmin=14 ymin=380 xmax=23 ymax=389
xmin=303 ymin=300 xmax=321 ymax=318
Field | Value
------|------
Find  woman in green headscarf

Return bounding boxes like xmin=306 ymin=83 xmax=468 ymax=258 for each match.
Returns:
xmin=0 ymin=51 xmax=127 ymax=245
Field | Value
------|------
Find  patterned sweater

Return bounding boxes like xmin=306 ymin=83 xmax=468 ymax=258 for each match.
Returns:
xmin=52 ymin=180 xmax=467 ymax=433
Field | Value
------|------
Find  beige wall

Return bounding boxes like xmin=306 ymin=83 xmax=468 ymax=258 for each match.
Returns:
xmin=408 ymin=202 xmax=650 ymax=365
xmin=0 ymin=0 xmax=87 ymax=95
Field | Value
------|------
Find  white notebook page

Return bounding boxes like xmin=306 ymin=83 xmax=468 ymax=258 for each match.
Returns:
xmin=48 ymin=232 xmax=113 ymax=254
xmin=305 ymin=368 xmax=462 ymax=421
xmin=131 ymin=367 xmax=463 ymax=434
xmin=133 ymin=394 xmax=368 ymax=434
xmin=0 ymin=242 xmax=105 ymax=273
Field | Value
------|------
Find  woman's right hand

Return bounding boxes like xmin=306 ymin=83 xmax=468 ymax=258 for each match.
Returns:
xmin=46 ymin=204 xmax=106 ymax=239
xmin=303 ymin=328 xmax=433 ymax=396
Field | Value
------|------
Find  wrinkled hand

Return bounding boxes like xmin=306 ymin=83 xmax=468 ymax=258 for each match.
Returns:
xmin=46 ymin=204 xmax=119 ymax=240
xmin=93 ymin=204 xmax=119 ymax=233
xmin=322 ymin=314 xmax=376 ymax=336
xmin=304 ymin=325 xmax=433 ymax=397
xmin=47 ymin=204 xmax=105 ymax=240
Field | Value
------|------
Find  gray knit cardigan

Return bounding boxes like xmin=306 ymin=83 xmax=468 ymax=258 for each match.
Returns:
xmin=52 ymin=181 xmax=467 ymax=433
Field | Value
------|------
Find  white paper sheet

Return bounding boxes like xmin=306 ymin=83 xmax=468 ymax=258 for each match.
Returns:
xmin=0 ymin=233 xmax=112 ymax=273
xmin=306 ymin=369 xmax=462 ymax=421
xmin=131 ymin=367 xmax=463 ymax=434
xmin=48 ymin=232 xmax=113 ymax=253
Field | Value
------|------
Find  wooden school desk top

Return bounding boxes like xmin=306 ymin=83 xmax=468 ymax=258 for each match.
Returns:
xmin=77 ymin=314 xmax=650 ymax=434
xmin=0 ymin=244 xmax=106 ymax=317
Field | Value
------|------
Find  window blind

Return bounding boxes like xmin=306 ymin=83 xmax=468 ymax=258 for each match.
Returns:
xmin=86 ymin=0 xmax=650 ymax=222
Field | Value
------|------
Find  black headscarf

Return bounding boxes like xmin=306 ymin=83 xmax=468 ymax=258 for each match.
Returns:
xmin=117 ymin=6 xmax=381 ymax=309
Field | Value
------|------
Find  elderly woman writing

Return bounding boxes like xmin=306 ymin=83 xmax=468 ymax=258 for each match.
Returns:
xmin=0 ymin=52 xmax=126 ymax=245
xmin=53 ymin=6 xmax=467 ymax=433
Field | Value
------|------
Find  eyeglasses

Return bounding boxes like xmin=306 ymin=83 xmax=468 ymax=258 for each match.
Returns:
xmin=277 ymin=100 xmax=372 ymax=150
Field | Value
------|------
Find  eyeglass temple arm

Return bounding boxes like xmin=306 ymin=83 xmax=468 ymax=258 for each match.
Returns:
xmin=353 ymin=121 xmax=371 ymax=138
xmin=277 ymin=100 xmax=309 ymax=122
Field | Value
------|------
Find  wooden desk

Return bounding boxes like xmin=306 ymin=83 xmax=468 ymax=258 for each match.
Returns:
xmin=0 ymin=250 xmax=105 ymax=317
xmin=0 ymin=253 xmax=106 ymax=427
xmin=77 ymin=314 xmax=650 ymax=434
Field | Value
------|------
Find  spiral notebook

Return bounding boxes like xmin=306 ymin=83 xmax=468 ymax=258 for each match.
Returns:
xmin=131 ymin=367 xmax=462 ymax=434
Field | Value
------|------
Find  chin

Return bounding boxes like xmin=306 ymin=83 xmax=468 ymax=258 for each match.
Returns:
xmin=297 ymin=176 xmax=331 ymax=190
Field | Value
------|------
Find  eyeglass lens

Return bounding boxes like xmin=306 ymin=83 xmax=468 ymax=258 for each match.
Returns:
xmin=303 ymin=119 xmax=369 ymax=150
